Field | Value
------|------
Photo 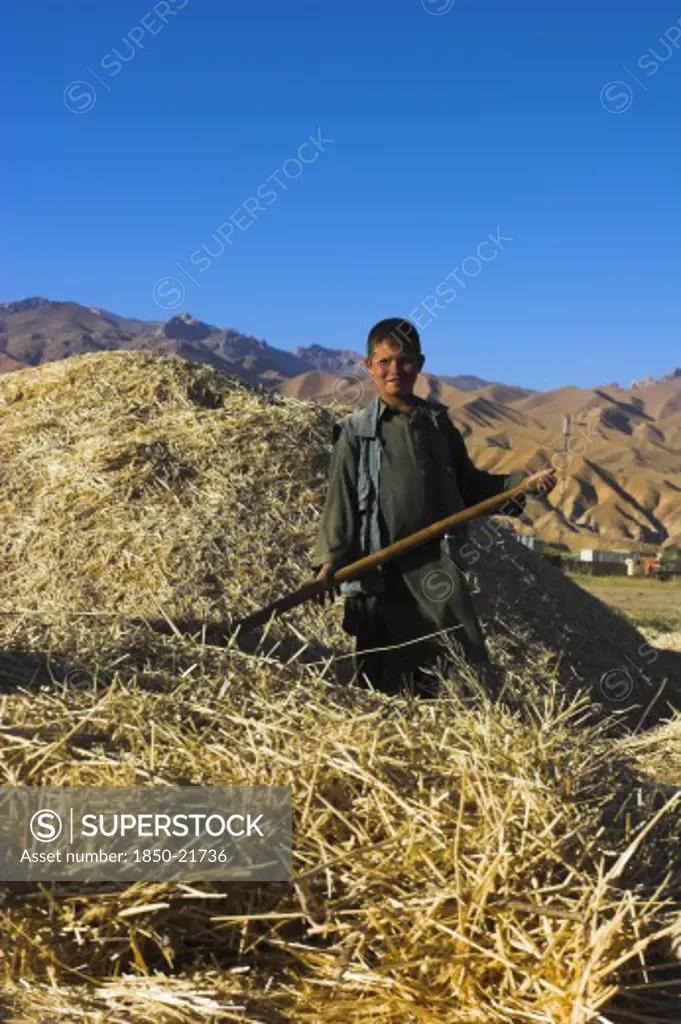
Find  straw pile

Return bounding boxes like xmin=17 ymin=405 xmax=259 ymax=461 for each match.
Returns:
xmin=1 ymin=663 xmax=680 ymax=1022
xmin=0 ymin=351 xmax=678 ymax=720
xmin=1 ymin=351 xmax=680 ymax=1022
xmin=0 ymin=350 xmax=333 ymax=635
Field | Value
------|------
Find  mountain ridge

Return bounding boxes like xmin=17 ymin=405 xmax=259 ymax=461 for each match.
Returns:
xmin=2 ymin=298 xmax=679 ymax=549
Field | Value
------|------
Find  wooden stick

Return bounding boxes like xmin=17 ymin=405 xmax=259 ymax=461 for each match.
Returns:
xmin=234 ymin=470 xmax=549 ymax=636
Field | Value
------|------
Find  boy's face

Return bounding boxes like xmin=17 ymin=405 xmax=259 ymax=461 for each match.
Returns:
xmin=364 ymin=339 xmax=423 ymax=400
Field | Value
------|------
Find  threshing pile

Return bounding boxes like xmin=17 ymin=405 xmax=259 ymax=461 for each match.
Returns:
xmin=0 ymin=352 xmax=679 ymax=1022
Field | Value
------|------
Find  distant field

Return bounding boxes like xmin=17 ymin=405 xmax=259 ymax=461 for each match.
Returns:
xmin=568 ymin=572 xmax=681 ymax=632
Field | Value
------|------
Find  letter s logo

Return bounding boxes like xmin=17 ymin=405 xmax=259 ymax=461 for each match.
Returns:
xmin=600 ymin=81 xmax=633 ymax=114
xmin=30 ymin=809 xmax=63 ymax=843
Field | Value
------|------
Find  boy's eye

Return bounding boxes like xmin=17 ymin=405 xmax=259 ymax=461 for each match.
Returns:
xmin=378 ymin=358 xmax=414 ymax=369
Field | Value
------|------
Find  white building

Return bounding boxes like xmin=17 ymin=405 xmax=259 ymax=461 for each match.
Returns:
xmin=580 ymin=549 xmax=631 ymax=564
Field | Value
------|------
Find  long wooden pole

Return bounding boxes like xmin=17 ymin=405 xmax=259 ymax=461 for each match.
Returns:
xmin=233 ymin=469 xmax=548 ymax=636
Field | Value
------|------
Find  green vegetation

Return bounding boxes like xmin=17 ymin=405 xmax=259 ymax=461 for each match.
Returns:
xmin=632 ymin=615 xmax=681 ymax=634
xmin=569 ymin=574 xmax=681 ymax=633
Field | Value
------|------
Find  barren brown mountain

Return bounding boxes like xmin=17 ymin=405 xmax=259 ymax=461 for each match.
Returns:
xmin=0 ymin=297 xmax=311 ymax=386
xmin=280 ymin=369 xmax=681 ymax=549
xmin=2 ymin=297 xmax=680 ymax=549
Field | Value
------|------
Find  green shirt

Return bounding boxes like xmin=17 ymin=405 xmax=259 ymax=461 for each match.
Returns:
xmin=313 ymin=395 xmax=525 ymax=571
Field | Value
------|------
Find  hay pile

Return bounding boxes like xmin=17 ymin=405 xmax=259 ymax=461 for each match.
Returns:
xmin=468 ymin=530 xmax=681 ymax=728
xmin=0 ymin=350 xmax=331 ymax=631
xmin=1 ymin=352 xmax=680 ymax=1022
xmin=0 ymin=351 xmax=678 ymax=721
xmin=2 ymin=661 xmax=681 ymax=1022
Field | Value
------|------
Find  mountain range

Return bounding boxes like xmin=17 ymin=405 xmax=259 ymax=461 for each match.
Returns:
xmin=2 ymin=297 xmax=680 ymax=549
xmin=0 ymin=299 xmax=497 ymax=391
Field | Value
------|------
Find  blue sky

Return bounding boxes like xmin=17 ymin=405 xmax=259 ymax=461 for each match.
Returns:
xmin=3 ymin=0 xmax=680 ymax=389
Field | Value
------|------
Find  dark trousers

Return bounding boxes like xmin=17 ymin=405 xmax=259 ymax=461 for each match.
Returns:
xmin=342 ymin=588 xmax=491 ymax=698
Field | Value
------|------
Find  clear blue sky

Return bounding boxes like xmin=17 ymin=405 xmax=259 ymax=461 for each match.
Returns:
xmin=3 ymin=0 xmax=680 ymax=389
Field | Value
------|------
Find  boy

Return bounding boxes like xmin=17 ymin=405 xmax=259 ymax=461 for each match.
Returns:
xmin=312 ymin=318 xmax=556 ymax=697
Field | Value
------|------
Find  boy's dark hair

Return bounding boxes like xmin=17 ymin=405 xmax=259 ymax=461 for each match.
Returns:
xmin=366 ymin=318 xmax=422 ymax=359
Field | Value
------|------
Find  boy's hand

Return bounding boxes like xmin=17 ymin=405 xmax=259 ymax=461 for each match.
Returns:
xmin=525 ymin=467 xmax=558 ymax=497
xmin=314 ymin=563 xmax=342 ymax=606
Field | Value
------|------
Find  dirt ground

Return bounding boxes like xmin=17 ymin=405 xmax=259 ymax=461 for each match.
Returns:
xmin=569 ymin=573 xmax=681 ymax=649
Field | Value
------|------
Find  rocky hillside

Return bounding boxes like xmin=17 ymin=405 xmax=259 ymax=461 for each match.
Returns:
xmin=281 ymin=369 xmax=681 ymax=549
xmin=0 ymin=299 xmax=310 ymax=387
xmin=0 ymin=301 xmax=505 ymax=393
xmin=2 ymin=297 xmax=680 ymax=550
